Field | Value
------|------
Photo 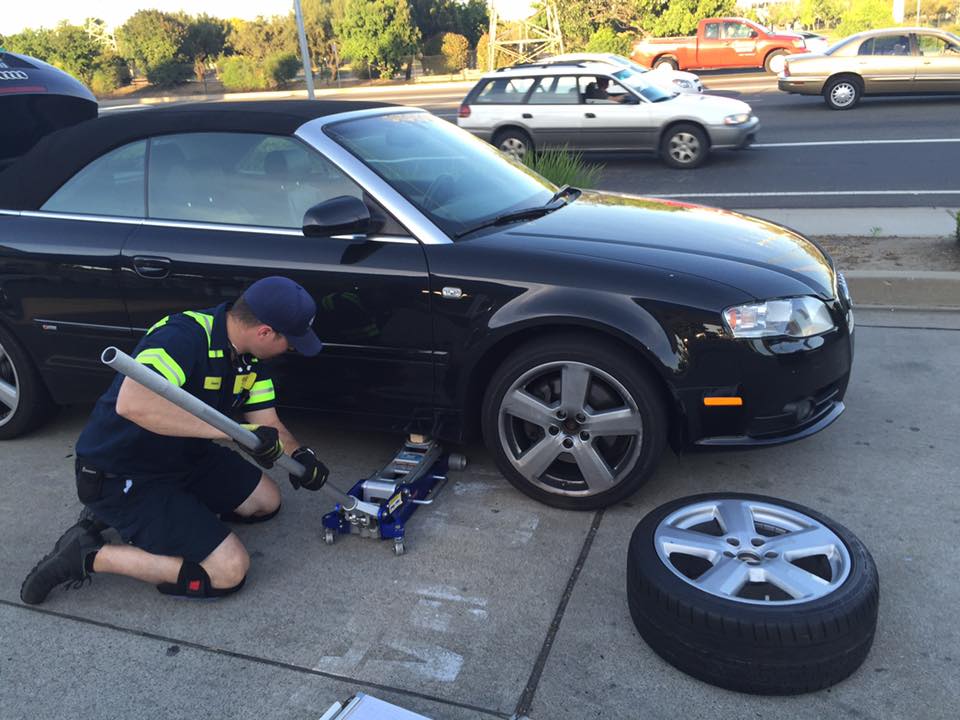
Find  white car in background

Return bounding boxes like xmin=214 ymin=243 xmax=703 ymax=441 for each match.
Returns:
xmin=541 ymin=52 xmax=704 ymax=94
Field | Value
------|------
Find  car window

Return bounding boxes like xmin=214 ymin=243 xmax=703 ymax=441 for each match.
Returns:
xmin=704 ymin=23 xmax=720 ymax=40
xmin=528 ymin=75 xmax=581 ymax=104
xmin=324 ymin=112 xmax=554 ymax=238
xmin=42 ymin=141 xmax=146 ymax=217
xmin=147 ymin=133 xmax=364 ymax=229
xmin=859 ymin=35 xmax=912 ymax=56
xmin=917 ymin=34 xmax=957 ymax=56
xmin=611 ymin=68 xmax=674 ymax=102
xmin=724 ymin=22 xmax=753 ymax=39
xmin=473 ymin=77 xmax=536 ymax=104
xmin=582 ymin=75 xmax=635 ymax=104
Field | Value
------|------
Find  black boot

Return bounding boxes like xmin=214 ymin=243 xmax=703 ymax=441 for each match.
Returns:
xmin=20 ymin=521 xmax=103 ymax=605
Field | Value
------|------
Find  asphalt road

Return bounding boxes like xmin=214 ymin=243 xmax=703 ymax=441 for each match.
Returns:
xmin=3 ymin=308 xmax=960 ymax=719
xmin=322 ymin=73 xmax=960 ymax=210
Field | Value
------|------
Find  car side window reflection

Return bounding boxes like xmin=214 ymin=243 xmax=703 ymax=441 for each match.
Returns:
xmin=147 ymin=133 xmax=365 ymax=229
xmin=860 ymin=35 xmax=912 ymax=56
xmin=42 ymin=141 xmax=147 ymax=217
xmin=528 ymin=76 xmax=581 ymax=104
xmin=918 ymin=35 xmax=955 ymax=56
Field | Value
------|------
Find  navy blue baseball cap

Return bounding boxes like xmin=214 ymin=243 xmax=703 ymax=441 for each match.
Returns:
xmin=241 ymin=277 xmax=322 ymax=356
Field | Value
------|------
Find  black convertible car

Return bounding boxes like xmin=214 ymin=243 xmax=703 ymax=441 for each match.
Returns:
xmin=0 ymin=100 xmax=854 ymax=509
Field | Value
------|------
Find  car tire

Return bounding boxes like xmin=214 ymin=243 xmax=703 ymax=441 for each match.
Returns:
xmin=660 ymin=123 xmax=708 ymax=169
xmin=653 ymin=57 xmax=679 ymax=71
xmin=0 ymin=323 xmax=55 ymax=440
xmin=764 ymin=50 xmax=788 ymax=74
xmin=823 ymin=76 xmax=862 ymax=110
xmin=627 ymin=493 xmax=880 ymax=695
xmin=492 ymin=128 xmax=533 ymax=161
xmin=481 ymin=334 xmax=667 ymax=510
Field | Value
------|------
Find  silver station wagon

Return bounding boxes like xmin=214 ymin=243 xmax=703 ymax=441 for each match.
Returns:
xmin=457 ymin=61 xmax=759 ymax=168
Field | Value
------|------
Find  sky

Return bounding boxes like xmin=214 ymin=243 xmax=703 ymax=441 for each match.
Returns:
xmin=0 ymin=1 xmax=535 ymax=37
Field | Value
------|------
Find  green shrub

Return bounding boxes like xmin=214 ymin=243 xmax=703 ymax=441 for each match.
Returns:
xmin=88 ymin=55 xmax=132 ymax=96
xmin=836 ymin=0 xmax=893 ymax=36
xmin=522 ymin=146 xmax=604 ymax=189
xmin=585 ymin=26 xmax=632 ymax=56
xmin=219 ymin=56 xmax=264 ymax=90
xmin=146 ymin=59 xmax=192 ymax=87
xmin=264 ymin=52 xmax=300 ymax=87
xmin=440 ymin=32 xmax=470 ymax=72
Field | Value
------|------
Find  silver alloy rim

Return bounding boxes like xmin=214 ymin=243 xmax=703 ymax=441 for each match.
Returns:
xmin=0 ymin=338 xmax=20 ymax=427
xmin=499 ymin=137 xmax=528 ymax=160
xmin=668 ymin=132 xmax=701 ymax=164
xmin=830 ymin=82 xmax=856 ymax=108
xmin=498 ymin=361 xmax=644 ymax=497
xmin=653 ymin=498 xmax=852 ymax=605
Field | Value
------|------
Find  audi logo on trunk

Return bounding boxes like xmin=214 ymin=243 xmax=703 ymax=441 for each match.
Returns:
xmin=0 ymin=70 xmax=30 ymax=80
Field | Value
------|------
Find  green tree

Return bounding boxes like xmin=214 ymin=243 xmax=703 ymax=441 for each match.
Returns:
xmin=3 ymin=27 xmax=57 ymax=60
xmin=116 ymin=10 xmax=187 ymax=77
xmin=227 ymin=15 xmax=297 ymax=63
xmin=585 ymin=26 xmax=633 ymax=55
xmin=440 ymin=32 xmax=470 ymax=71
xmin=799 ymin=0 xmax=844 ymax=29
xmin=836 ymin=0 xmax=894 ymax=35
xmin=411 ymin=0 xmax=488 ymax=46
xmin=335 ymin=0 xmax=421 ymax=77
xmin=302 ymin=0 xmax=340 ymax=79
xmin=646 ymin=0 xmax=737 ymax=37
xmin=182 ymin=14 xmax=228 ymax=88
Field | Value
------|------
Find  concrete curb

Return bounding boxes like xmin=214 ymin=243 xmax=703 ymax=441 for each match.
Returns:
xmin=740 ymin=207 xmax=958 ymax=238
xmin=845 ymin=271 xmax=960 ymax=309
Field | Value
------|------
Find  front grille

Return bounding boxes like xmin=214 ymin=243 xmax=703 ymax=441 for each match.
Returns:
xmin=747 ymin=381 xmax=843 ymax=438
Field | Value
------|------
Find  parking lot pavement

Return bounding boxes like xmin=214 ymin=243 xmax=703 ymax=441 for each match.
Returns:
xmin=3 ymin=308 xmax=959 ymax=719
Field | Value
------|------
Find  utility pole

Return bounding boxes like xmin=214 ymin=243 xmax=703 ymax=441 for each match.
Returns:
xmin=293 ymin=0 xmax=315 ymax=99
xmin=487 ymin=0 xmax=563 ymax=70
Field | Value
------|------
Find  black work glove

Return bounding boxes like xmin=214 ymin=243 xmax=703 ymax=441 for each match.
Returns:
xmin=290 ymin=447 xmax=329 ymax=491
xmin=238 ymin=424 xmax=284 ymax=469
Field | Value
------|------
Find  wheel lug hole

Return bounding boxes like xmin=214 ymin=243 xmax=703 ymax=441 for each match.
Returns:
xmin=562 ymin=438 xmax=574 ymax=449
xmin=725 ymin=537 xmax=740 ymax=547
xmin=575 ymin=413 xmax=585 ymax=423
xmin=764 ymin=551 xmax=778 ymax=559
xmin=579 ymin=431 xmax=590 ymax=441
xmin=751 ymin=538 xmax=765 ymax=547
xmin=556 ymin=410 xmax=567 ymax=420
xmin=723 ymin=551 xmax=735 ymax=558
xmin=548 ymin=426 xmax=559 ymax=436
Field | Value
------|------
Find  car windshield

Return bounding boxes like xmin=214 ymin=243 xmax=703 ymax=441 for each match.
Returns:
xmin=611 ymin=68 xmax=674 ymax=102
xmin=324 ymin=112 xmax=555 ymax=238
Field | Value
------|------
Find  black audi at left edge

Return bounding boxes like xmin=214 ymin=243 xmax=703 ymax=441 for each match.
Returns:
xmin=0 ymin=96 xmax=854 ymax=509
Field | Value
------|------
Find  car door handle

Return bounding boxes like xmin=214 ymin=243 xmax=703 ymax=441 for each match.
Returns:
xmin=585 ymin=113 xmax=596 ymax=118
xmin=132 ymin=256 xmax=171 ymax=279
xmin=522 ymin=113 xmax=533 ymax=119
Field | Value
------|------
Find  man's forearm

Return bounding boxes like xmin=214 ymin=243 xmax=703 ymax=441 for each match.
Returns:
xmin=117 ymin=378 xmax=228 ymax=439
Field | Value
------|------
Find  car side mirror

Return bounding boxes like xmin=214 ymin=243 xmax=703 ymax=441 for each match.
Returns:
xmin=750 ymin=30 xmax=758 ymax=38
xmin=302 ymin=195 xmax=371 ymax=238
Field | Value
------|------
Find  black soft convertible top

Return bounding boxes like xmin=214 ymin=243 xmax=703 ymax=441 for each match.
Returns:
xmin=0 ymin=100 xmax=393 ymax=211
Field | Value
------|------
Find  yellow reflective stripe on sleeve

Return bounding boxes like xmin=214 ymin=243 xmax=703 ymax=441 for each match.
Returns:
xmin=244 ymin=379 xmax=276 ymax=405
xmin=182 ymin=311 xmax=213 ymax=346
xmin=208 ymin=349 xmax=224 ymax=358
xmin=135 ymin=349 xmax=186 ymax=386
xmin=146 ymin=316 xmax=170 ymax=334
xmin=203 ymin=376 xmax=222 ymax=390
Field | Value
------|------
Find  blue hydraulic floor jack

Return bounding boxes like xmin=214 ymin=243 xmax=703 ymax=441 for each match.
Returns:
xmin=321 ymin=435 xmax=466 ymax=555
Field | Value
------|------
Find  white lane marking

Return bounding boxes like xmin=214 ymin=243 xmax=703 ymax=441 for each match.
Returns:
xmin=313 ymin=639 xmax=464 ymax=682
xmin=644 ymin=189 xmax=960 ymax=198
xmin=416 ymin=585 xmax=488 ymax=606
xmin=755 ymin=138 xmax=960 ymax=148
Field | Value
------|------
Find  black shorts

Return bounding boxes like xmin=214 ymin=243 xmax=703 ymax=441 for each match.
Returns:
xmin=81 ymin=444 xmax=262 ymax=563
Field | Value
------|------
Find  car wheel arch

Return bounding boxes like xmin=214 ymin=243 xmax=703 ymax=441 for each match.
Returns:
xmin=656 ymin=119 xmax=711 ymax=151
xmin=826 ymin=72 xmax=864 ymax=92
xmin=653 ymin=55 xmax=680 ymax=70
xmin=459 ymin=320 xmax=680 ymax=443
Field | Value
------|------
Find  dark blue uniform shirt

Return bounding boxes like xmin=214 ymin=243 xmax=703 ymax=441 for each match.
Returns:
xmin=76 ymin=303 xmax=276 ymax=476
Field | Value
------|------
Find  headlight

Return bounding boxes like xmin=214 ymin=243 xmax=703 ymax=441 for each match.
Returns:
xmin=724 ymin=113 xmax=750 ymax=125
xmin=723 ymin=297 xmax=835 ymax=338
xmin=673 ymin=79 xmax=692 ymax=89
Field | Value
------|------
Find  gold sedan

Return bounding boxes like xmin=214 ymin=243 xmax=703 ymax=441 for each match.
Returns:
xmin=778 ymin=27 xmax=960 ymax=109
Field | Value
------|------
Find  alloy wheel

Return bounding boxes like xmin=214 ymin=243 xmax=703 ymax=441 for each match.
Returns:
xmin=668 ymin=132 xmax=701 ymax=165
xmin=0 ymin=338 xmax=21 ymax=428
xmin=653 ymin=498 xmax=852 ymax=605
xmin=497 ymin=361 xmax=644 ymax=498
xmin=499 ymin=137 xmax=528 ymax=160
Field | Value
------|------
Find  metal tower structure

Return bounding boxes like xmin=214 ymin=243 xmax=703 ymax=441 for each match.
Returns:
xmin=487 ymin=1 xmax=564 ymax=70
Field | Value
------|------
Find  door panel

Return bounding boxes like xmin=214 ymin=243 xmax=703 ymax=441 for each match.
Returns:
xmin=856 ymin=34 xmax=917 ymax=93
xmin=580 ymin=77 xmax=655 ymax=150
xmin=524 ymin=76 xmax=584 ymax=148
xmin=914 ymin=33 xmax=960 ymax=92
xmin=121 ymin=226 xmax=434 ymax=423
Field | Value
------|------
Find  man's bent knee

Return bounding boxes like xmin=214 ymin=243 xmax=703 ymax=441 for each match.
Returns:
xmin=232 ymin=475 xmax=281 ymax=520
xmin=156 ymin=560 xmax=245 ymax=598
xmin=202 ymin=533 xmax=250 ymax=587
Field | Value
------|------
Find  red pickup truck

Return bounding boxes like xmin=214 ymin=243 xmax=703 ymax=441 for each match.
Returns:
xmin=632 ymin=18 xmax=808 ymax=74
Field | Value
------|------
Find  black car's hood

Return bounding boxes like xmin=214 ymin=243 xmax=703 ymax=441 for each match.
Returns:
xmin=498 ymin=191 xmax=836 ymax=299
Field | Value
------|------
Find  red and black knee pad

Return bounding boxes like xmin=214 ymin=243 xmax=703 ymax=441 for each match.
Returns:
xmin=157 ymin=560 xmax=245 ymax=598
